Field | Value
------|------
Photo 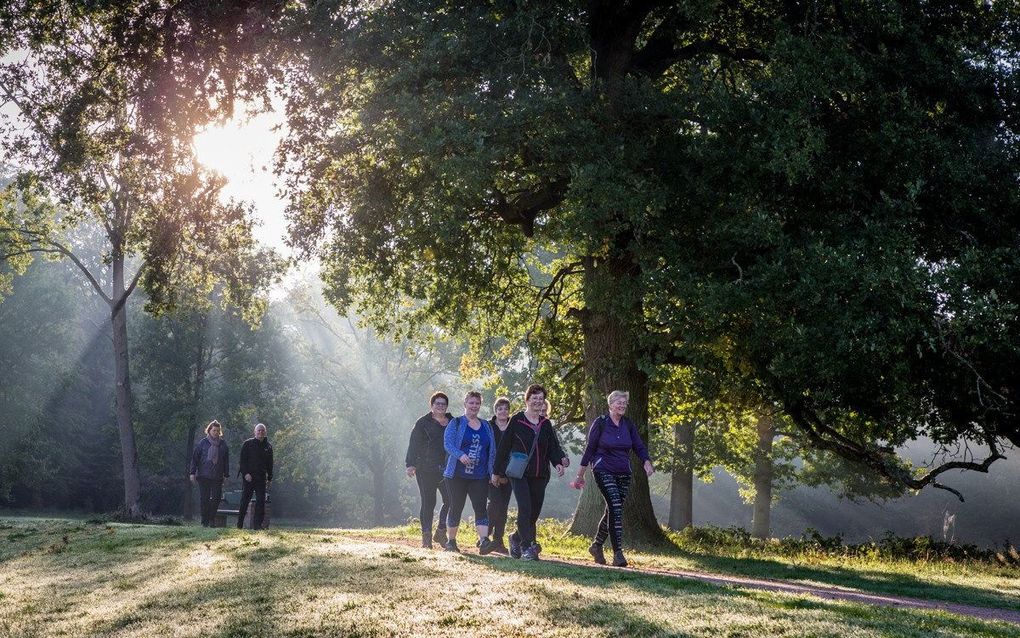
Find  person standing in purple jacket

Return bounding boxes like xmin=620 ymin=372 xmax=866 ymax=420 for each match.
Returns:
xmin=572 ymin=390 xmax=654 ymax=567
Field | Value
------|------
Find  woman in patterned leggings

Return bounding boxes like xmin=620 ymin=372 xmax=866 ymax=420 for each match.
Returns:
xmin=572 ymin=390 xmax=654 ymax=567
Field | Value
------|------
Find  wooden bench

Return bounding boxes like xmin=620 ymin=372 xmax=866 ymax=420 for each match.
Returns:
xmin=214 ymin=489 xmax=272 ymax=529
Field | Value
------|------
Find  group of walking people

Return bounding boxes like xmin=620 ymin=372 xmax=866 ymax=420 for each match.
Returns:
xmin=189 ymin=420 xmax=275 ymax=530
xmin=405 ymin=384 xmax=654 ymax=567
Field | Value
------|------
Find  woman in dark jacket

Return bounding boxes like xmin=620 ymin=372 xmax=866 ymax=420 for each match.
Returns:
xmin=189 ymin=420 xmax=230 ymax=527
xmin=485 ymin=396 xmax=513 ymax=553
xmin=572 ymin=390 xmax=654 ymax=567
xmin=493 ymin=384 xmax=568 ymax=561
xmin=405 ymin=392 xmax=453 ymax=548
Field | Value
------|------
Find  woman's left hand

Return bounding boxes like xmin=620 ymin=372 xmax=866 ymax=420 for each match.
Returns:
xmin=644 ymin=460 xmax=655 ymax=477
xmin=554 ymin=464 xmax=565 ymax=477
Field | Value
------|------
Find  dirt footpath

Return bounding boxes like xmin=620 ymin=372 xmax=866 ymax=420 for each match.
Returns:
xmin=349 ymin=533 xmax=1020 ymax=627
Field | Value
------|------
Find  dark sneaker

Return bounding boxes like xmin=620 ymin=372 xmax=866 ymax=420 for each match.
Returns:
xmin=533 ymin=542 xmax=542 ymax=555
xmin=490 ymin=541 xmax=509 ymax=554
xmin=588 ymin=542 xmax=606 ymax=565
xmin=422 ymin=535 xmax=433 ymax=549
xmin=444 ymin=539 xmax=460 ymax=553
xmin=433 ymin=528 xmax=448 ymax=546
xmin=612 ymin=550 xmax=628 ymax=567
xmin=509 ymin=532 xmax=522 ymax=559
xmin=521 ymin=544 xmax=540 ymax=561
xmin=478 ymin=537 xmax=494 ymax=555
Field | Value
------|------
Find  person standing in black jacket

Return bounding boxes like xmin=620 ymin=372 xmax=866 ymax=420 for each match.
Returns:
xmin=493 ymin=384 xmax=569 ymax=561
xmin=406 ymin=392 xmax=453 ymax=548
xmin=237 ymin=423 xmax=274 ymax=530
xmin=485 ymin=396 xmax=514 ymax=553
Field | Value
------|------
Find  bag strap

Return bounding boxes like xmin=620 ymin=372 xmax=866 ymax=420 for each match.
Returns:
xmin=523 ymin=421 xmax=541 ymax=462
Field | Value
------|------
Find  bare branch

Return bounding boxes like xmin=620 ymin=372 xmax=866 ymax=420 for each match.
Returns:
xmin=489 ymin=178 xmax=570 ymax=237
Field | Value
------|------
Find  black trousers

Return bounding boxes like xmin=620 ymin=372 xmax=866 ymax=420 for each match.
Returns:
xmin=415 ymin=469 xmax=449 ymax=537
xmin=445 ymin=476 xmax=490 ymax=529
xmin=198 ymin=478 xmax=223 ymax=526
xmin=237 ymin=476 xmax=267 ymax=529
xmin=510 ymin=476 xmax=549 ymax=548
xmin=486 ymin=480 xmax=513 ymax=542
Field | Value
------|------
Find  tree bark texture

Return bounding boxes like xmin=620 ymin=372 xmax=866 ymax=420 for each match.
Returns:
xmin=668 ymin=420 xmax=696 ymax=530
xmin=111 ymin=254 xmax=142 ymax=515
xmin=568 ymin=254 xmax=666 ymax=546
xmin=181 ymin=317 xmax=208 ymax=520
xmin=751 ymin=415 xmax=775 ymax=539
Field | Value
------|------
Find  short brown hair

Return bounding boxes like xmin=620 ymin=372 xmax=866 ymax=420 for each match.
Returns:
xmin=430 ymin=392 xmax=449 ymax=406
xmin=465 ymin=390 xmax=483 ymax=402
xmin=493 ymin=396 xmax=511 ymax=411
xmin=524 ymin=384 xmax=547 ymax=401
xmin=205 ymin=420 xmax=222 ymax=434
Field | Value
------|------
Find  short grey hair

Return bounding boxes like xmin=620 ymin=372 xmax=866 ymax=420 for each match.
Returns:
xmin=607 ymin=390 xmax=630 ymax=405
xmin=254 ymin=423 xmax=267 ymax=433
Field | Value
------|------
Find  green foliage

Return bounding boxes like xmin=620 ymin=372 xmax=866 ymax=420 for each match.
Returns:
xmin=269 ymin=278 xmax=465 ymax=524
xmin=644 ymin=1 xmax=1020 ymax=492
xmin=0 ymin=255 xmax=122 ymax=509
xmin=672 ymin=525 xmax=1008 ymax=566
xmin=277 ymin=0 xmax=1020 ymax=500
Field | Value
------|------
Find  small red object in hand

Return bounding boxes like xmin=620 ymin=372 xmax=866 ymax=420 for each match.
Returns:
xmin=569 ymin=478 xmax=585 ymax=490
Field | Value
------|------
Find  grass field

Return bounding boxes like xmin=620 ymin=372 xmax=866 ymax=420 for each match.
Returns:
xmin=1 ymin=517 xmax=1018 ymax=638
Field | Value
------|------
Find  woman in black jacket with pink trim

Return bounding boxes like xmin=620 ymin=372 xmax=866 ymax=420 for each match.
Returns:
xmin=493 ymin=384 xmax=568 ymax=561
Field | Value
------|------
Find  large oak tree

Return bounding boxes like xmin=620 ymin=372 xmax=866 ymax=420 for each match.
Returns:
xmin=277 ymin=0 xmax=1020 ymax=540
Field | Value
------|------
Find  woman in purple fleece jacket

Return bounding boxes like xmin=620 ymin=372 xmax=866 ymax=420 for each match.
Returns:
xmin=572 ymin=390 xmax=654 ymax=568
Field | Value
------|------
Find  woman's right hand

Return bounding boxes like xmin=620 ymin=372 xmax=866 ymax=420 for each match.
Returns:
xmin=406 ymin=466 xmax=416 ymax=478
xmin=189 ymin=474 xmax=197 ymax=484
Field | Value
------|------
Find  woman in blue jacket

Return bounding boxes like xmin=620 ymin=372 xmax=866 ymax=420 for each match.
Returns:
xmin=442 ymin=391 xmax=497 ymax=554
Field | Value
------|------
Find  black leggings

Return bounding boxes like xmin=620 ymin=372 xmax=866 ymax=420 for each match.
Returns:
xmin=487 ymin=480 xmax=513 ymax=542
xmin=198 ymin=478 xmax=223 ymax=526
xmin=510 ymin=476 xmax=549 ymax=547
xmin=445 ymin=476 xmax=490 ymax=529
xmin=593 ymin=471 xmax=631 ymax=552
xmin=415 ymin=470 xmax=449 ymax=536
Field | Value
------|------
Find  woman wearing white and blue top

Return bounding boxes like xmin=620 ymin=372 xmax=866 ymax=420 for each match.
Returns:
xmin=443 ymin=390 xmax=497 ymax=554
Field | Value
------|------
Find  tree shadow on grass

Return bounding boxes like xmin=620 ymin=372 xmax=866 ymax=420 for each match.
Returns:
xmin=465 ymin=554 xmax=1020 ymax=638
xmin=657 ymin=549 xmax=1020 ymax=612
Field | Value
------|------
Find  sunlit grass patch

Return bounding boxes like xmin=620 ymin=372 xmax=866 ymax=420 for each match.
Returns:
xmin=0 ymin=516 xmax=1017 ymax=638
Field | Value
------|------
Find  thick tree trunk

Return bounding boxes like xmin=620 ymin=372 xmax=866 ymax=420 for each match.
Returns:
xmin=668 ymin=420 xmax=695 ymax=530
xmin=111 ymin=255 xmax=142 ymax=515
xmin=181 ymin=317 xmax=208 ymax=520
xmin=568 ymin=254 xmax=666 ymax=546
xmin=751 ymin=415 xmax=775 ymax=539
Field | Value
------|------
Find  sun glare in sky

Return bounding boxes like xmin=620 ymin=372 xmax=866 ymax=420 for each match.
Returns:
xmin=192 ymin=109 xmax=290 ymax=255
